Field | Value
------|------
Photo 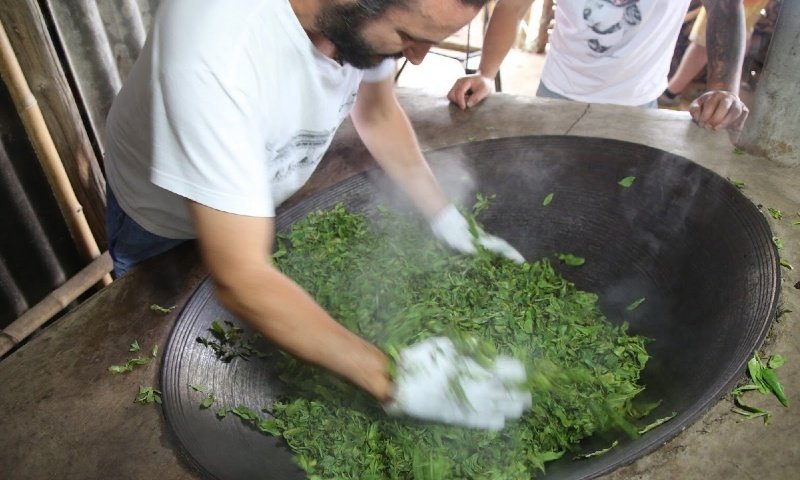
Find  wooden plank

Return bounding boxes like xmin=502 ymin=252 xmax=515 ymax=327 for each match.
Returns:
xmin=0 ymin=0 xmax=108 ymax=248
xmin=45 ymin=0 xmax=123 ymax=150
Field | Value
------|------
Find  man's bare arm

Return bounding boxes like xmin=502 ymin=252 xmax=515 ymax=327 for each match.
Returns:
xmin=703 ymin=0 xmax=746 ymax=93
xmin=691 ymin=0 xmax=748 ymax=131
xmin=350 ymin=77 xmax=449 ymax=219
xmin=187 ymin=201 xmax=392 ymax=401
xmin=447 ymin=0 xmax=535 ymax=109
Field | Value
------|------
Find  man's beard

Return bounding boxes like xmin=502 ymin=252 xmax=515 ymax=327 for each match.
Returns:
xmin=316 ymin=3 xmax=402 ymax=69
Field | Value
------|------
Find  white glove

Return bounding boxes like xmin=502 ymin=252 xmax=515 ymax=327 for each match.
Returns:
xmin=384 ymin=337 xmax=532 ymax=430
xmin=430 ymin=204 xmax=524 ymax=264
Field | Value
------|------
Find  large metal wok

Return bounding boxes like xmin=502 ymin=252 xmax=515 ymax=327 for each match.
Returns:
xmin=161 ymin=135 xmax=780 ymax=479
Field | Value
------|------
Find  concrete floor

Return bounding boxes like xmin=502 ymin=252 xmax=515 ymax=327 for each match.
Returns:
xmin=394 ymin=0 xmax=548 ymax=99
xmin=396 ymin=46 xmax=546 ymax=99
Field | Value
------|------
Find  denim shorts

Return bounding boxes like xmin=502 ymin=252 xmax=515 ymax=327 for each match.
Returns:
xmin=536 ymin=81 xmax=658 ymax=109
xmin=105 ymin=186 xmax=186 ymax=277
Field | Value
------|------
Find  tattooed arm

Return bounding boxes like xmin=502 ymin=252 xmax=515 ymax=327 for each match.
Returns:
xmin=690 ymin=0 xmax=748 ymax=131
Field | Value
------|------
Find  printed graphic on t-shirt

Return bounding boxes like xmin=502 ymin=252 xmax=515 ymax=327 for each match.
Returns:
xmin=582 ymin=0 xmax=642 ymax=54
xmin=271 ymin=128 xmax=336 ymax=182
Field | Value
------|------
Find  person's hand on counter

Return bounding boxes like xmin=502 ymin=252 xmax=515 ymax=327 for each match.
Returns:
xmin=447 ymin=74 xmax=496 ymax=110
xmin=689 ymin=90 xmax=749 ymax=131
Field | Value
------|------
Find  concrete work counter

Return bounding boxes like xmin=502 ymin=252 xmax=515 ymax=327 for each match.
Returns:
xmin=1 ymin=89 xmax=797 ymax=479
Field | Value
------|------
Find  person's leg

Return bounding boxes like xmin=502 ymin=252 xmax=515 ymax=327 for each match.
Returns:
xmin=105 ymin=186 xmax=186 ymax=277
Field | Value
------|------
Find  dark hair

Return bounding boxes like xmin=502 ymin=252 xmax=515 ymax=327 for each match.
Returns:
xmin=319 ymin=0 xmax=490 ymax=68
xmin=355 ymin=0 xmax=489 ymax=16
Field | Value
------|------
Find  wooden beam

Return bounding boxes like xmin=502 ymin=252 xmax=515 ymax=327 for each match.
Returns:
xmin=0 ymin=251 xmax=113 ymax=358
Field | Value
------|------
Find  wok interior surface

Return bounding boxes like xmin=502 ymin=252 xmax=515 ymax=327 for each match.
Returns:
xmin=162 ymin=135 xmax=780 ymax=479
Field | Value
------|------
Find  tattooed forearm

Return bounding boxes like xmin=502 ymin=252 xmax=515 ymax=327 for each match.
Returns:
xmin=701 ymin=0 xmax=745 ymax=93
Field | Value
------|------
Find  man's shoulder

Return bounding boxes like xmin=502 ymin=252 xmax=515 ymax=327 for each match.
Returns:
xmin=154 ymin=0 xmax=288 ymax=60
xmin=152 ymin=0 xmax=298 ymax=87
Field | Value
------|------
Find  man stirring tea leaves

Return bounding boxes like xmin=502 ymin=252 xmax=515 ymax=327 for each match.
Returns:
xmin=104 ymin=0 xmax=531 ymax=430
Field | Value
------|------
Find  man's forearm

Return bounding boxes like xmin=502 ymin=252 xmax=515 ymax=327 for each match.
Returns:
xmin=477 ymin=0 xmax=535 ymax=79
xmin=188 ymin=201 xmax=392 ymax=402
xmin=702 ymin=0 xmax=745 ymax=93
xmin=351 ymin=82 xmax=449 ymax=219
xmin=216 ymin=265 xmax=392 ymax=402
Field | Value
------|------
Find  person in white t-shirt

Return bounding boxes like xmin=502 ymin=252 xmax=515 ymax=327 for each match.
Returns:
xmin=448 ymin=0 xmax=749 ymax=131
xmin=104 ymin=0 xmax=532 ymax=430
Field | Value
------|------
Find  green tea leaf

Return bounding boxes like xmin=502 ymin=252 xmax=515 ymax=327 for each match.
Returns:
xmin=767 ymin=355 xmax=785 ymax=369
xmin=109 ymin=341 xmax=159 ymax=374
xmin=150 ymin=304 xmax=175 ymax=315
xmin=744 ymin=352 xmax=790 ymax=407
xmin=773 ymin=237 xmax=783 ymax=250
xmin=542 ymin=193 xmax=554 ymax=206
xmin=732 ymin=405 xmax=770 ymax=424
xmin=618 ymin=176 xmax=636 ymax=188
xmin=747 ymin=355 xmax=769 ymax=394
xmin=727 ymin=178 xmax=746 ymax=189
xmin=231 ymin=405 xmax=260 ymax=421
xmin=197 ymin=320 xmax=267 ymax=362
xmin=134 ymin=386 xmax=162 ymax=405
xmin=108 ymin=355 xmax=151 ymax=374
xmin=256 ymin=418 xmax=282 ymax=436
xmin=779 ymin=259 xmax=793 ymax=270
xmin=210 ymin=321 xmax=226 ymax=336
xmin=761 ymin=369 xmax=789 ymax=407
xmin=574 ymin=440 xmax=618 ymax=459
xmin=767 ymin=208 xmax=782 ymax=220
xmin=555 ymin=252 xmax=585 ymax=266
xmin=200 ymin=395 xmax=216 ymax=409
xmin=637 ymin=412 xmax=677 ymax=434
xmin=625 ymin=298 xmax=646 ymax=311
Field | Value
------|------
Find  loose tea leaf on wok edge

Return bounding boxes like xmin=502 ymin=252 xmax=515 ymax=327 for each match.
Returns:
xmin=209 ymin=203 xmax=661 ymax=479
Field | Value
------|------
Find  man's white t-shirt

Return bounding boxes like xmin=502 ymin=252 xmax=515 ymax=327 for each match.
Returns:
xmin=541 ymin=0 xmax=691 ymax=106
xmin=104 ymin=0 xmax=394 ymax=239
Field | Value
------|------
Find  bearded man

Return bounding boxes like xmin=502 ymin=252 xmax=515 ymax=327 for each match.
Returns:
xmin=103 ymin=0 xmax=531 ymax=429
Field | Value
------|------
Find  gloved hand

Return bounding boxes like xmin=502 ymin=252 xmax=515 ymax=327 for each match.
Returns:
xmin=430 ymin=204 xmax=525 ymax=264
xmin=383 ymin=337 xmax=532 ymax=430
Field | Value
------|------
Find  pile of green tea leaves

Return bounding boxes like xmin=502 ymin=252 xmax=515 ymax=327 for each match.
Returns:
xmin=256 ymin=203 xmax=653 ymax=479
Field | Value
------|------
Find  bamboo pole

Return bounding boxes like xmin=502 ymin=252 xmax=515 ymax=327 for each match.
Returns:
xmin=0 ymin=252 xmax=113 ymax=358
xmin=1 ymin=0 xmax=108 ymax=245
xmin=0 ymin=19 xmax=112 ymax=285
